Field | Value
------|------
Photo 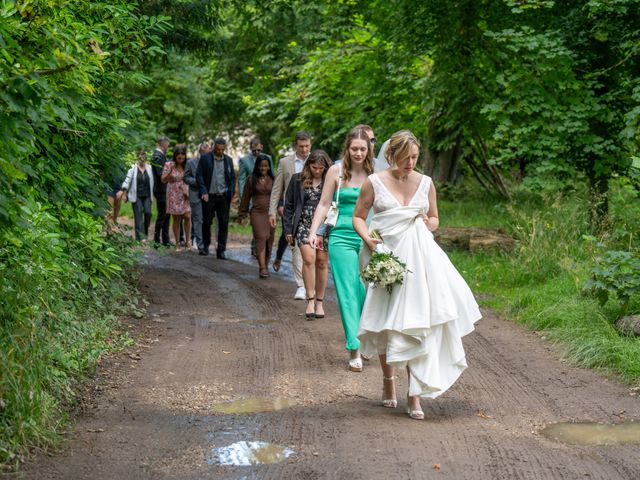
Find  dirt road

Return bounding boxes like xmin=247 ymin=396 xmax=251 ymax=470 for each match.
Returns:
xmin=22 ymin=244 xmax=640 ymax=479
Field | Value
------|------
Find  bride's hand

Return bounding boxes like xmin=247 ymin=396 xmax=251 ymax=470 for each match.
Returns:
xmin=419 ymin=213 xmax=438 ymax=232
xmin=365 ymin=236 xmax=382 ymax=251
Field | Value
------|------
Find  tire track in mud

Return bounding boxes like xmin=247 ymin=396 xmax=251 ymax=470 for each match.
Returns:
xmin=21 ymin=247 xmax=640 ymax=480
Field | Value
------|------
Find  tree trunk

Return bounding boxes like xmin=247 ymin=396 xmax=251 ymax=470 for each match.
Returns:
xmin=426 ymin=143 xmax=462 ymax=184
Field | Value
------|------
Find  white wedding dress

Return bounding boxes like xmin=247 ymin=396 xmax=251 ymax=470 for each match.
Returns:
xmin=358 ymin=174 xmax=482 ymax=398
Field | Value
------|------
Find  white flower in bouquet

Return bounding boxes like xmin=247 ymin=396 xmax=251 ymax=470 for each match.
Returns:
xmin=361 ymin=230 xmax=410 ymax=294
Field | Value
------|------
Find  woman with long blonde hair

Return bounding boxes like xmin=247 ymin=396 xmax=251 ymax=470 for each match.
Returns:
xmin=309 ymin=127 xmax=374 ymax=372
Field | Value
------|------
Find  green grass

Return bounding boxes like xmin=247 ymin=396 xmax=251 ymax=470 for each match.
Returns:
xmin=441 ymin=181 xmax=640 ymax=384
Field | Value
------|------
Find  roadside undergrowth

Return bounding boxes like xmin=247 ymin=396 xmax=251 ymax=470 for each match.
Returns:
xmin=441 ymin=181 xmax=640 ymax=384
xmin=0 ymin=201 xmax=142 ymax=469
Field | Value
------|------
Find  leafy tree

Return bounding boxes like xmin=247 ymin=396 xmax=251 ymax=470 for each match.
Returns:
xmin=484 ymin=0 xmax=640 ymax=226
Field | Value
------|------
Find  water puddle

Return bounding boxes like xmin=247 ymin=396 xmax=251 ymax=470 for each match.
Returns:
xmin=211 ymin=397 xmax=297 ymax=415
xmin=541 ymin=421 xmax=640 ymax=446
xmin=207 ymin=441 xmax=295 ymax=466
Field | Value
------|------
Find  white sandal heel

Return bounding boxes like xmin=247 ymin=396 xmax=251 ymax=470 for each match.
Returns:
xmin=382 ymin=376 xmax=397 ymax=408
xmin=406 ymin=394 xmax=424 ymax=420
xmin=348 ymin=357 xmax=363 ymax=372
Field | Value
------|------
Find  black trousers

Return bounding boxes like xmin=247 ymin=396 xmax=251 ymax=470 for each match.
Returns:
xmin=153 ymin=195 xmax=170 ymax=244
xmin=275 ymin=216 xmax=288 ymax=260
xmin=133 ymin=196 xmax=152 ymax=240
xmin=202 ymin=194 xmax=230 ymax=254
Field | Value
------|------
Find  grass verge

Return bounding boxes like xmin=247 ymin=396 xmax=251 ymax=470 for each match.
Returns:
xmin=440 ymin=181 xmax=640 ymax=384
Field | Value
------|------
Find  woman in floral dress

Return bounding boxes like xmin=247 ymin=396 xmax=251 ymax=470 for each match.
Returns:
xmin=284 ymin=150 xmax=333 ymax=319
xmin=161 ymin=144 xmax=191 ymax=251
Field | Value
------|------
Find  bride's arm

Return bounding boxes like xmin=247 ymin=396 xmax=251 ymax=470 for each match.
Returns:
xmin=423 ymin=182 xmax=439 ymax=231
xmin=353 ymin=178 xmax=381 ymax=251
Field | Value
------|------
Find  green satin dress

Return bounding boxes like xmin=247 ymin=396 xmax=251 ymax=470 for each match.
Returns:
xmin=328 ymin=187 xmax=366 ymax=351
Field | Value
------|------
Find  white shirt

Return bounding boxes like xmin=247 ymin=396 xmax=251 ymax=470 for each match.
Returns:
xmin=294 ymin=156 xmax=306 ymax=173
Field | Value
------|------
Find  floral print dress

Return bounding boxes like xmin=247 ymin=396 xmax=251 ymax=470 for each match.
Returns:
xmin=296 ymin=183 xmax=328 ymax=250
xmin=162 ymin=162 xmax=190 ymax=215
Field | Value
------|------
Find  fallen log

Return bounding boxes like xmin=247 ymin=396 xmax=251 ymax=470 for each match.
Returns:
xmin=434 ymin=227 xmax=515 ymax=252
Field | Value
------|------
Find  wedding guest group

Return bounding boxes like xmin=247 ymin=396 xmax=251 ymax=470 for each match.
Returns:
xmin=114 ymin=126 xmax=482 ymax=422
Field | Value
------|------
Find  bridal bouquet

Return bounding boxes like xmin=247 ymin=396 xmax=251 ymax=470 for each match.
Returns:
xmin=361 ymin=230 xmax=410 ymax=294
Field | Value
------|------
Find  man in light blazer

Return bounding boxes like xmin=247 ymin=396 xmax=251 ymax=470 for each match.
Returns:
xmin=269 ymin=131 xmax=311 ymax=300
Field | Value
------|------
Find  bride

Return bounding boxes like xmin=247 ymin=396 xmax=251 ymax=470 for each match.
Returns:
xmin=352 ymin=130 xmax=482 ymax=420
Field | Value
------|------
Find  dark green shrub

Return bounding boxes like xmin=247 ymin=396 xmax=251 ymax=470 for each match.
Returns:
xmin=585 ymin=250 xmax=640 ymax=316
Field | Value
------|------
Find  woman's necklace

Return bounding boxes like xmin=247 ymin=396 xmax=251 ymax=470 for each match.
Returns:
xmin=391 ymin=170 xmax=410 ymax=182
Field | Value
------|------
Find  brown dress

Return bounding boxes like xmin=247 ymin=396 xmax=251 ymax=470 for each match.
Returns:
xmin=239 ymin=176 xmax=275 ymax=263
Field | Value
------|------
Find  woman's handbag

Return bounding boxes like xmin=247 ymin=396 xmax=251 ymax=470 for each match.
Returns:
xmin=324 ymin=203 xmax=339 ymax=227
xmin=319 ymin=164 xmax=342 ymax=232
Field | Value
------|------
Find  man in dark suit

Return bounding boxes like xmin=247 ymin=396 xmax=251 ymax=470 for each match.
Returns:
xmin=151 ymin=136 xmax=171 ymax=245
xmin=196 ymin=137 xmax=236 ymax=258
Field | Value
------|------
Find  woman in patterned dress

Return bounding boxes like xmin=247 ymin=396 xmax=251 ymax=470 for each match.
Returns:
xmin=284 ymin=150 xmax=333 ymax=319
xmin=161 ymin=144 xmax=191 ymax=251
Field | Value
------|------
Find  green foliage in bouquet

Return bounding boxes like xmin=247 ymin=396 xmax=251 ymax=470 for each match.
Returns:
xmin=361 ymin=230 xmax=410 ymax=294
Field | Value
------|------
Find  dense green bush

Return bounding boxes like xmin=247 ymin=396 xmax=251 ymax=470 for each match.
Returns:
xmin=0 ymin=0 xmax=168 ymax=467
xmin=0 ymin=202 xmax=139 ymax=466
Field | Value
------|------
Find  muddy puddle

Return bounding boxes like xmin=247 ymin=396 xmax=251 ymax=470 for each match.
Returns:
xmin=207 ymin=441 xmax=295 ymax=466
xmin=211 ymin=397 xmax=297 ymax=415
xmin=541 ymin=421 xmax=640 ymax=446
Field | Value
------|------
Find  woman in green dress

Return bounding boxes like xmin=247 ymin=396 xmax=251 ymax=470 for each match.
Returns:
xmin=309 ymin=126 xmax=375 ymax=372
